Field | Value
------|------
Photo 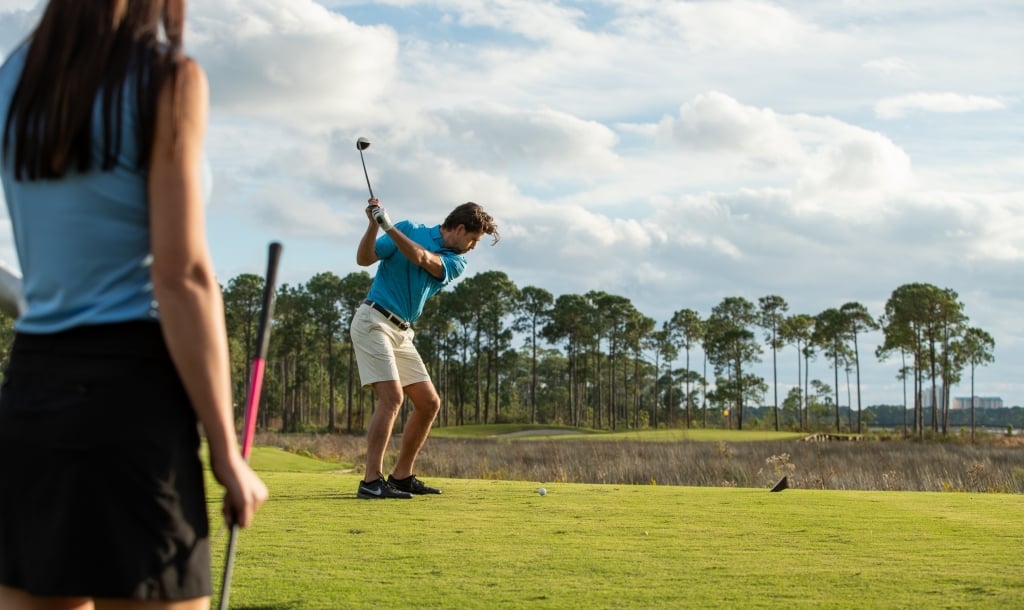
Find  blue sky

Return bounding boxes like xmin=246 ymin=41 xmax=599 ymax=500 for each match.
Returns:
xmin=1 ymin=1 xmax=1022 ymax=408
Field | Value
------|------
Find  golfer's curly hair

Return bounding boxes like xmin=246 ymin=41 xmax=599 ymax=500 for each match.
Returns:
xmin=443 ymin=202 xmax=500 ymax=245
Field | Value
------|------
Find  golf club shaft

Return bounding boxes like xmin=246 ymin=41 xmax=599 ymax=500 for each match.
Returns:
xmin=218 ymin=241 xmax=282 ymax=610
xmin=359 ymin=150 xmax=374 ymax=199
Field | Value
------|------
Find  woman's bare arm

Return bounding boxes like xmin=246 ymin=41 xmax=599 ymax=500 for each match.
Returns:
xmin=148 ymin=58 xmax=266 ymax=527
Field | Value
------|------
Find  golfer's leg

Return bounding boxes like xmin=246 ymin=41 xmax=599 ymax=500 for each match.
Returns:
xmin=392 ymin=380 xmax=441 ymax=479
xmin=363 ymin=379 xmax=405 ymax=480
xmin=0 ymin=586 xmax=92 ymax=610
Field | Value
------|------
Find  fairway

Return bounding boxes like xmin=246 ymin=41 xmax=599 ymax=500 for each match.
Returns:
xmin=428 ymin=424 xmax=806 ymax=442
xmin=209 ymin=448 xmax=1024 ymax=609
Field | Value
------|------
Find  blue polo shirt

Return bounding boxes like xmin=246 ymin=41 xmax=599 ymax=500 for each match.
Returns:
xmin=366 ymin=220 xmax=467 ymax=323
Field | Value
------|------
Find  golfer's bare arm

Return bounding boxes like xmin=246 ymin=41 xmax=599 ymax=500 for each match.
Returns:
xmin=357 ymin=202 xmax=444 ymax=279
xmin=149 ymin=58 xmax=266 ymax=527
xmin=356 ymin=211 xmax=380 ymax=266
xmin=388 ymin=228 xmax=443 ymax=278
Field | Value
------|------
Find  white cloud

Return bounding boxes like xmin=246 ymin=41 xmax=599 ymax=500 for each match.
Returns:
xmin=445 ymin=0 xmax=589 ymax=45
xmin=0 ymin=0 xmax=38 ymax=11
xmin=616 ymin=0 xmax=827 ymax=53
xmin=793 ymin=119 xmax=913 ymax=213
xmin=863 ymin=57 xmax=918 ymax=77
xmin=930 ymin=191 xmax=1024 ymax=262
xmin=647 ymin=92 xmax=914 ymax=216
xmin=189 ymin=0 xmax=398 ymax=126
xmin=875 ymin=93 xmax=1007 ymax=119
xmin=0 ymin=0 xmax=39 ymax=61
xmin=429 ymin=104 xmax=621 ymax=185
xmin=661 ymin=92 xmax=805 ymax=168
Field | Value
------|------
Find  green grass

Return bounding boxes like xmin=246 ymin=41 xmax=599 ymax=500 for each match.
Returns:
xmin=430 ymin=423 xmax=804 ymax=442
xmin=429 ymin=423 xmax=585 ymax=438
xmin=577 ymin=428 xmax=806 ymax=442
xmin=201 ymin=444 xmax=352 ymax=472
xmin=208 ymin=449 xmax=1024 ymax=609
xmin=248 ymin=446 xmax=351 ymax=473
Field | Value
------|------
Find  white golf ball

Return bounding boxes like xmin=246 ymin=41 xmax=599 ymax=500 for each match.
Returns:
xmin=538 ymin=487 xmax=547 ymax=496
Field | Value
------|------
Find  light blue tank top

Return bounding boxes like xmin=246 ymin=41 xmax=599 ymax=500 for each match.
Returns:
xmin=0 ymin=44 xmax=157 ymax=333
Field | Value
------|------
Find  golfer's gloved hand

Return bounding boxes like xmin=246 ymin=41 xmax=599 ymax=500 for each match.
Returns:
xmin=372 ymin=206 xmax=394 ymax=232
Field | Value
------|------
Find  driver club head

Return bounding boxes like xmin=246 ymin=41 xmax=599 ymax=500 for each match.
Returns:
xmin=356 ymin=137 xmax=374 ymax=198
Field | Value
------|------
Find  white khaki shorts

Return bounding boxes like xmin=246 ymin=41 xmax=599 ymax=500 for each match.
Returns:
xmin=350 ymin=303 xmax=430 ymax=387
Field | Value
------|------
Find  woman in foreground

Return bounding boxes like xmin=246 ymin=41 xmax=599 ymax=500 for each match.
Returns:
xmin=0 ymin=1 xmax=267 ymax=608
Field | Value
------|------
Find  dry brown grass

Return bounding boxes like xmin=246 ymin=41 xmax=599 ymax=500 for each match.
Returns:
xmin=255 ymin=430 xmax=1024 ymax=493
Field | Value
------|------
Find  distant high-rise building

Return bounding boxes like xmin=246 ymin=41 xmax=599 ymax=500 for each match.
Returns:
xmin=920 ymin=386 xmax=948 ymax=409
xmin=953 ymin=396 xmax=1004 ymax=409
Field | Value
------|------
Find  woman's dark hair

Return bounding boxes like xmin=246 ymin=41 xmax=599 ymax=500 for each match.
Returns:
xmin=442 ymin=202 xmax=500 ymax=245
xmin=3 ymin=0 xmax=185 ymax=180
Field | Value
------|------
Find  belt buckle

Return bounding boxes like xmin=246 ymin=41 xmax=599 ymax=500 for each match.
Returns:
xmin=370 ymin=300 xmax=407 ymax=330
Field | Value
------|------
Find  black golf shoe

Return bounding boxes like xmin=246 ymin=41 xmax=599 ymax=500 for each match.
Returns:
xmin=387 ymin=474 xmax=442 ymax=495
xmin=357 ymin=476 xmax=413 ymax=499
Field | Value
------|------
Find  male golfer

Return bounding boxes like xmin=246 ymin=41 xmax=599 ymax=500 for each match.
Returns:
xmin=352 ymin=197 xmax=499 ymax=498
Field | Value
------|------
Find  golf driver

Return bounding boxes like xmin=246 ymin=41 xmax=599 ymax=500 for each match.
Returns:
xmin=356 ymin=136 xmax=374 ymax=199
xmin=218 ymin=241 xmax=282 ymax=610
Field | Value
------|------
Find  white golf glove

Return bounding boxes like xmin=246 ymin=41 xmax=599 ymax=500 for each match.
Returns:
xmin=372 ymin=206 xmax=394 ymax=232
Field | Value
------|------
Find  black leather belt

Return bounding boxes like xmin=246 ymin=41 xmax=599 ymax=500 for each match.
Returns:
xmin=364 ymin=299 xmax=410 ymax=331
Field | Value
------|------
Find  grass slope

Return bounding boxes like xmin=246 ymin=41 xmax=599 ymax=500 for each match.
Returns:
xmin=208 ymin=449 xmax=1024 ymax=609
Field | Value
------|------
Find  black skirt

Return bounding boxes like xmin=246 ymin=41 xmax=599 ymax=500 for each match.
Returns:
xmin=0 ymin=321 xmax=211 ymax=599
